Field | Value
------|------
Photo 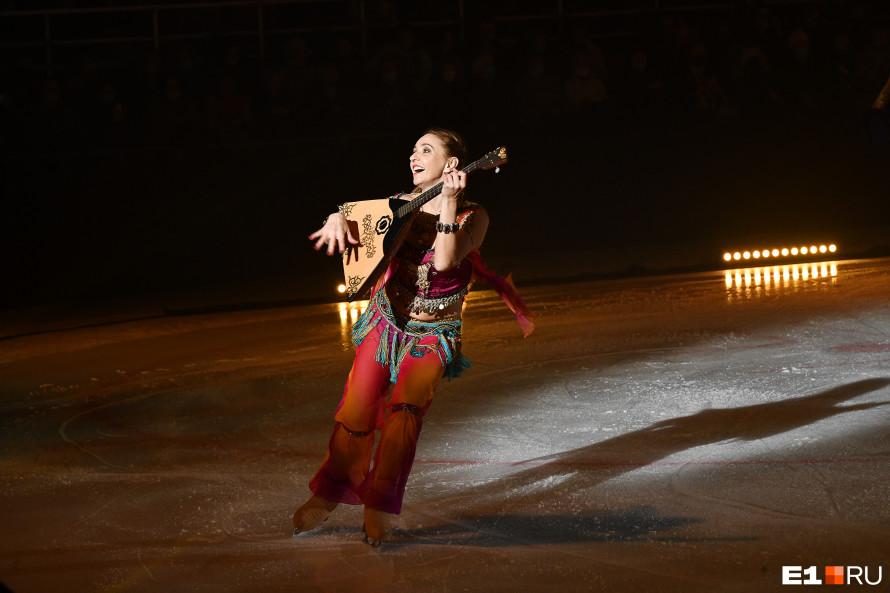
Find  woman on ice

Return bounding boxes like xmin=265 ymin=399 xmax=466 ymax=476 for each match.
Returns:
xmin=295 ymin=127 xmax=533 ymax=548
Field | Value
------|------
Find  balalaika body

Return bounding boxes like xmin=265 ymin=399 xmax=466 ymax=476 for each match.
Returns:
xmin=340 ymin=147 xmax=508 ymax=301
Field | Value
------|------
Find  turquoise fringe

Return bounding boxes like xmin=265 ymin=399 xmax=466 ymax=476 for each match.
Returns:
xmin=352 ymin=290 xmax=470 ymax=383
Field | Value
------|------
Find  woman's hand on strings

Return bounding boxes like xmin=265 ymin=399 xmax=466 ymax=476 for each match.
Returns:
xmin=309 ymin=213 xmax=358 ymax=256
xmin=440 ymin=167 xmax=466 ymax=206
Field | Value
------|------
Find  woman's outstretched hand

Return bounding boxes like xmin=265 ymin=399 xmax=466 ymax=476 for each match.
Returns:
xmin=309 ymin=213 xmax=358 ymax=256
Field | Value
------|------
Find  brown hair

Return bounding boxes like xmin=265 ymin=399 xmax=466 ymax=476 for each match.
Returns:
xmin=424 ymin=126 xmax=468 ymax=171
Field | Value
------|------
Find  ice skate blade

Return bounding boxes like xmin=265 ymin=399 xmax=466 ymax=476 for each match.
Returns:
xmin=363 ymin=533 xmax=390 ymax=551
xmin=361 ymin=522 xmax=391 ymax=550
xmin=291 ymin=514 xmax=330 ymax=537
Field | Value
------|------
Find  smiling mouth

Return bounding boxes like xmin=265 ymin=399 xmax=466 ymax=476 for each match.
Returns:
xmin=412 ymin=166 xmax=425 ymax=175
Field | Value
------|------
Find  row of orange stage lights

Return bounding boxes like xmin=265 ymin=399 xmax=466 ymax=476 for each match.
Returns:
xmin=723 ymin=243 xmax=837 ymax=263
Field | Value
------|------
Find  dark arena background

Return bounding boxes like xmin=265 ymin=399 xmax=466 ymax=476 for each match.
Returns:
xmin=1 ymin=0 xmax=888 ymax=311
xmin=1 ymin=2 xmax=890 ymax=593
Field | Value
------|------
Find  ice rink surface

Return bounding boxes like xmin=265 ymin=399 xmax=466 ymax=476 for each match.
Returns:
xmin=1 ymin=257 xmax=889 ymax=592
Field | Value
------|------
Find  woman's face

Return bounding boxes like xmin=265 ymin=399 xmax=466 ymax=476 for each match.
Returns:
xmin=409 ymin=133 xmax=453 ymax=189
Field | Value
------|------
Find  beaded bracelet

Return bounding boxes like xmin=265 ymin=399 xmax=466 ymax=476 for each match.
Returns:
xmin=436 ymin=221 xmax=461 ymax=234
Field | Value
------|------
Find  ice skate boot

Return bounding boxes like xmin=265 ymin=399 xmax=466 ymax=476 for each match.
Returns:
xmin=362 ymin=507 xmax=393 ymax=549
xmin=292 ymin=496 xmax=338 ymax=536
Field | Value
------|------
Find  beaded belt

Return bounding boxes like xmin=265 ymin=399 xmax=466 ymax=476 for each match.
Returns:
xmin=351 ymin=289 xmax=469 ymax=382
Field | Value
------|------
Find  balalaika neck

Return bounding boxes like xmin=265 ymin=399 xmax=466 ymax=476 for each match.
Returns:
xmin=394 ymin=159 xmax=484 ymax=218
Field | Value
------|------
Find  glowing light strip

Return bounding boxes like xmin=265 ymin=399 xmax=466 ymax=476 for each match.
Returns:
xmin=723 ymin=243 xmax=836 ymax=264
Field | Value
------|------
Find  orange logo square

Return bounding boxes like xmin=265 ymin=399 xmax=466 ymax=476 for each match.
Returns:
xmin=825 ymin=566 xmax=844 ymax=585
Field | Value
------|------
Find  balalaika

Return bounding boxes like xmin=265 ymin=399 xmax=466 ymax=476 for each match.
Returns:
xmin=340 ymin=146 xmax=508 ymax=301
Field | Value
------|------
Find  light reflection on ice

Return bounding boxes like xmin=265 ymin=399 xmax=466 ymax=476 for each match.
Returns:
xmin=337 ymin=300 xmax=368 ymax=324
xmin=337 ymin=300 xmax=368 ymax=341
xmin=725 ymin=261 xmax=839 ymax=300
xmin=512 ymin=472 xmax=578 ymax=495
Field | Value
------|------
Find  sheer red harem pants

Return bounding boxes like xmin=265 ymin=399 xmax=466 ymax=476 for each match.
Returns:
xmin=308 ymin=321 xmax=446 ymax=515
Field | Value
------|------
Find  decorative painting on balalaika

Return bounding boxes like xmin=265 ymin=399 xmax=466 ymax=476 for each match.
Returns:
xmin=340 ymin=146 xmax=508 ymax=301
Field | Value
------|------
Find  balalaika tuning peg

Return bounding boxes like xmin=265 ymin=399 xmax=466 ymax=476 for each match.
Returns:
xmin=495 ymin=167 xmax=500 ymax=173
